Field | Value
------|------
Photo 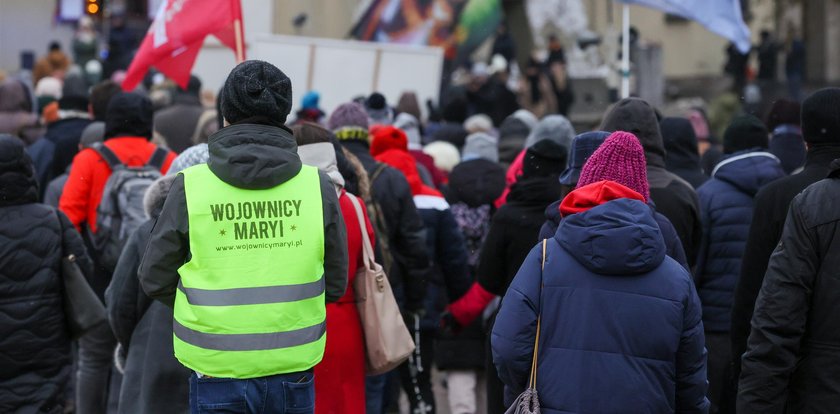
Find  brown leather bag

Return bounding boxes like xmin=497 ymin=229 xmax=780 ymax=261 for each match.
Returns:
xmin=347 ymin=194 xmax=415 ymax=375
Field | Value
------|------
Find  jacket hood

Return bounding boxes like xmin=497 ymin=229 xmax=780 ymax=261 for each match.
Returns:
xmin=0 ymin=80 xmax=32 ymax=112
xmin=661 ymin=117 xmax=702 ymax=171
xmin=524 ymin=115 xmax=575 ymax=152
xmin=207 ymin=123 xmax=302 ymax=189
xmin=508 ymin=175 xmax=564 ymax=205
xmin=0 ymin=134 xmax=38 ymax=206
xmin=600 ymin=98 xmax=666 ymax=167
xmin=711 ymin=150 xmax=785 ymax=196
xmin=557 ymin=183 xmax=665 ymax=275
xmin=375 ymin=149 xmax=441 ymax=197
xmin=143 ymin=175 xmax=176 ymax=218
xmin=447 ymin=158 xmax=506 ymax=207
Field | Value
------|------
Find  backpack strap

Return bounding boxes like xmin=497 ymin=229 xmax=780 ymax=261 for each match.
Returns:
xmin=92 ymin=144 xmax=123 ymax=169
xmin=371 ymin=162 xmax=388 ymax=183
xmin=146 ymin=147 xmax=168 ymax=170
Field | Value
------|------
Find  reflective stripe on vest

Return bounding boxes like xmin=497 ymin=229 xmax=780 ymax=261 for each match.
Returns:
xmin=176 ymin=164 xmax=326 ymax=379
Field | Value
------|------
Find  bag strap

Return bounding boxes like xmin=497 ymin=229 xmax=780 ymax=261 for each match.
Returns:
xmin=146 ymin=147 xmax=168 ymax=170
xmin=347 ymin=194 xmax=376 ymax=269
xmin=528 ymin=239 xmax=548 ymax=390
xmin=92 ymin=143 xmax=123 ymax=169
xmin=370 ymin=162 xmax=388 ymax=183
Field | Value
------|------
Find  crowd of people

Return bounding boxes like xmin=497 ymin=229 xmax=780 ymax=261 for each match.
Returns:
xmin=2 ymin=34 xmax=840 ymax=414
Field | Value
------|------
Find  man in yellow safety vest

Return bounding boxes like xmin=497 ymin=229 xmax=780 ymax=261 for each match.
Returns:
xmin=139 ymin=60 xmax=348 ymax=414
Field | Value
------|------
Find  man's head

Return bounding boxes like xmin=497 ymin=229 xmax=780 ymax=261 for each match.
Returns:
xmin=765 ymin=99 xmax=801 ymax=131
xmin=89 ymin=80 xmax=121 ymax=121
xmin=328 ymin=102 xmax=370 ymax=143
xmin=723 ymin=115 xmax=769 ymax=154
xmin=220 ymin=60 xmax=292 ymax=127
xmin=48 ymin=41 xmax=61 ymax=52
xmin=801 ymin=88 xmax=840 ymax=147
xmin=105 ymin=92 xmax=153 ymax=140
xmin=179 ymin=75 xmax=202 ymax=96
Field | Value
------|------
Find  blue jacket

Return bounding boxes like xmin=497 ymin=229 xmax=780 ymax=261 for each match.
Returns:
xmin=493 ymin=198 xmax=709 ymax=414
xmin=695 ymin=151 xmax=785 ymax=332
xmin=539 ymin=199 xmax=690 ymax=271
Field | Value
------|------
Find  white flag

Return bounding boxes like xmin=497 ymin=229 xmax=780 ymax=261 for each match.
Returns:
xmin=617 ymin=0 xmax=751 ymax=53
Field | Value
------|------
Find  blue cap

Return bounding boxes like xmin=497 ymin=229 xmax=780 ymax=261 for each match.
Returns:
xmin=558 ymin=131 xmax=610 ymax=185
xmin=301 ymin=91 xmax=320 ymax=110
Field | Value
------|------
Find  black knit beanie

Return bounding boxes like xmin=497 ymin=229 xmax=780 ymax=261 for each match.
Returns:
xmin=801 ymin=88 xmax=840 ymax=145
xmin=723 ymin=115 xmax=769 ymax=154
xmin=220 ymin=60 xmax=292 ymax=127
xmin=765 ymin=99 xmax=801 ymax=130
xmin=522 ymin=139 xmax=568 ymax=178
xmin=105 ymin=92 xmax=153 ymax=140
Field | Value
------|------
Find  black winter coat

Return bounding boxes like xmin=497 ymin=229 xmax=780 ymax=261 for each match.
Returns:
xmin=1 ymin=134 xmax=93 ymax=413
xmin=478 ymin=176 xmax=563 ymax=296
xmin=0 ymin=202 xmax=92 ymax=412
xmin=738 ymin=160 xmax=840 ymax=413
xmin=107 ymin=219 xmax=190 ymax=414
xmin=730 ymin=146 xmax=840 ymax=377
xmin=343 ymin=140 xmax=430 ymax=311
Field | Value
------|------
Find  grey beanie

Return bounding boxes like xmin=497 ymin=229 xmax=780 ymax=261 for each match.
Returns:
xmin=394 ymin=112 xmax=422 ymax=149
xmin=220 ymin=60 xmax=292 ymax=127
xmin=462 ymin=132 xmax=499 ymax=163
xmin=525 ymin=115 xmax=575 ymax=154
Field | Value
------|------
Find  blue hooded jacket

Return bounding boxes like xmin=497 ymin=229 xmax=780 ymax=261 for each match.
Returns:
xmin=695 ymin=150 xmax=785 ymax=332
xmin=539 ymin=199 xmax=690 ymax=271
xmin=493 ymin=193 xmax=709 ymax=413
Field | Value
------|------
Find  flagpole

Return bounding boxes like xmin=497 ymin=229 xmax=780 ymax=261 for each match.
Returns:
xmin=620 ymin=3 xmax=630 ymax=99
xmin=234 ymin=19 xmax=245 ymax=63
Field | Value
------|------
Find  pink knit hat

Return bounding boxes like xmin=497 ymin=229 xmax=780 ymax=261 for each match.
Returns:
xmin=576 ymin=131 xmax=650 ymax=202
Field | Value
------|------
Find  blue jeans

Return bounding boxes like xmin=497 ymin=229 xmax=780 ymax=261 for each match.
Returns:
xmin=365 ymin=373 xmax=388 ymax=414
xmin=189 ymin=371 xmax=314 ymax=414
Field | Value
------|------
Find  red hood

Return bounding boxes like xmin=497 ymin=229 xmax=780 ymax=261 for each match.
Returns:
xmin=375 ymin=149 xmax=441 ymax=197
xmin=560 ymin=180 xmax=645 ymax=217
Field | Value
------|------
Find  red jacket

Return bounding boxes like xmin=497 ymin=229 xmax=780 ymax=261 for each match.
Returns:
xmin=59 ymin=137 xmax=176 ymax=232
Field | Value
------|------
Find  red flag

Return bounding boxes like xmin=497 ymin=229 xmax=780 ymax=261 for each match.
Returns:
xmin=122 ymin=0 xmax=245 ymax=91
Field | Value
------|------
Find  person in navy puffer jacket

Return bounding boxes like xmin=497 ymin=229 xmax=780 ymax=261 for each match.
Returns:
xmin=492 ymin=180 xmax=709 ymax=413
xmin=694 ymin=114 xmax=785 ymax=411
xmin=492 ymin=131 xmax=709 ymax=414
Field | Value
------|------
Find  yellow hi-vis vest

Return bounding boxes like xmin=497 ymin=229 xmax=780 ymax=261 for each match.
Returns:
xmin=175 ymin=164 xmax=326 ymax=379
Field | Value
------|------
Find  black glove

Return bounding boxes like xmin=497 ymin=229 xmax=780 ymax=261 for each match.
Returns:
xmin=439 ymin=310 xmax=462 ymax=336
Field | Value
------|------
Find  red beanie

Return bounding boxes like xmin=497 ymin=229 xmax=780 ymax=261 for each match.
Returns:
xmin=370 ymin=125 xmax=408 ymax=157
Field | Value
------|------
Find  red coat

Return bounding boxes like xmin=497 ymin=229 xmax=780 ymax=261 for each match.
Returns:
xmin=315 ymin=190 xmax=373 ymax=414
xmin=59 ymin=137 xmax=176 ymax=232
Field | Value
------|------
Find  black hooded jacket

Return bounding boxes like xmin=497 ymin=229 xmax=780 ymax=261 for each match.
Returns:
xmin=730 ymin=145 xmax=840 ymax=381
xmin=107 ymin=175 xmax=190 ymax=414
xmin=738 ymin=160 xmax=840 ymax=413
xmin=0 ymin=135 xmax=93 ymax=413
xmin=477 ymin=175 xmax=563 ymax=296
xmin=601 ymin=98 xmax=702 ymax=267
xmin=139 ymin=124 xmax=348 ymax=306
xmin=661 ymin=117 xmax=709 ymax=189
xmin=342 ymin=140 xmax=430 ymax=311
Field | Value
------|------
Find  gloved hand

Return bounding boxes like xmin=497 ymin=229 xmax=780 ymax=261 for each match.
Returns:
xmin=439 ymin=309 xmax=462 ymax=336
